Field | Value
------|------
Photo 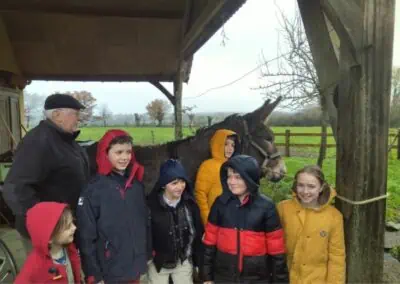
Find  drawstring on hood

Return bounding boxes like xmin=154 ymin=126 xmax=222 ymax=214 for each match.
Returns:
xmin=220 ymin=155 xmax=260 ymax=196
xmin=96 ymin=129 xmax=144 ymax=189
xmin=26 ymin=202 xmax=68 ymax=256
xmin=210 ymin=129 xmax=240 ymax=161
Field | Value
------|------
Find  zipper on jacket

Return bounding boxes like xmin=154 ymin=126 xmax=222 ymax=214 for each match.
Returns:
xmin=104 ymin=240 xmax=111 ymax=259
xmin=236 ymin=227 xmax=243 ymax=277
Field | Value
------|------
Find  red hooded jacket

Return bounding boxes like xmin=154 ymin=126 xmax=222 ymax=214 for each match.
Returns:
xmin=15 ymin=202 xmax=81 ymax=284
xmin=96 ymin=129 xmax=144 ymax=186
xmin=78 ymin=130 xmax=147 ymax=283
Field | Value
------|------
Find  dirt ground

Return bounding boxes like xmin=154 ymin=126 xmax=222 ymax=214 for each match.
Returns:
xmin=0 ymin=227 xmax=399 ymax=283
xmin=383 ymin=253 xmax=400 ymax=283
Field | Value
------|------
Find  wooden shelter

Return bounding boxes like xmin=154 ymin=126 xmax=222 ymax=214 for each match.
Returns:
xmin=298 ymin=0 xmax=395 ymax=282
xmin=0 ymin=0 xmax=247 ymax=144
xmin=0 ymin=0 xmax=396 ymax=282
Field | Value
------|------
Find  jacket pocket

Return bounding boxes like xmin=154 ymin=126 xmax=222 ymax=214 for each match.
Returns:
xmin=214 ymin=251 xmax=237 ymax=278
xmin=99 ymin=238 xmax=122 ymax=277
xmin=242 ymin=255 xmax=269 ymax=279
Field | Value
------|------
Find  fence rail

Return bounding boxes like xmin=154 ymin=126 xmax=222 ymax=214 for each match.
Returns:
xmin=274 ymin=129 xmax=400 ymax=158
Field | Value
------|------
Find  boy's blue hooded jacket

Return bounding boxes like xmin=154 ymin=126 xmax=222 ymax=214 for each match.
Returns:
xmin=147 ymin=159 xmax=204 ymax=274
xmin=77 ymin=130 xmax=150 ymax=283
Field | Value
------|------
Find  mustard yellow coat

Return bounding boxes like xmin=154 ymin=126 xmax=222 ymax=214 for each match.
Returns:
xmin=277 ymin=189 xmax=345 ymax=284
xmin=194 ymin=129 xmax=237 ymax=225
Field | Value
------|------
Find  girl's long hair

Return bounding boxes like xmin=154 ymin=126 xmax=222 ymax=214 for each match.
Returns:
xmin=291 ymin=165 xmax=331 ymax=205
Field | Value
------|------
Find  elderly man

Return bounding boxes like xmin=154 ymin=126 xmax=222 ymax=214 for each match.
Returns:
xmin=3 ymin=93 xmax=90 ymax=252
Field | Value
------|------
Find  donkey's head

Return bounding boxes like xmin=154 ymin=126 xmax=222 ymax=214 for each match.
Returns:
xmin=239 ymin=98 xmax=286 ymax=182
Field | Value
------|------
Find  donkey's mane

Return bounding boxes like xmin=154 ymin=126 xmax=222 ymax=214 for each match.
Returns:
xmin=153 ymin=113 xmax=243 ymax=149
xmin=195 ymin=114 xmax=242 ymax=136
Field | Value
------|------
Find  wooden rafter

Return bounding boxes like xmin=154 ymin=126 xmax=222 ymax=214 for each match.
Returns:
xmin=24 ymin=74 xmax=176 ymax=83
xmin=180 ymin=0 xmax=226 ymax=57
xmin=321 ymin=0 xmax=362 ymax=62
xmin=297 ymin=0 xmax=339 ymax=137
xmin=0 ymin=3 xmax=182 ymax=19
xmin=149 ymin=81 xmax=175 ymax=105
xmin=181 ymin=0 xmax=193 ymax=36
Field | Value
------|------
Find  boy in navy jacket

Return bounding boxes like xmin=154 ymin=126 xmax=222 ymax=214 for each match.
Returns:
xmin=77 ymin=129 xmax=150 ymax=283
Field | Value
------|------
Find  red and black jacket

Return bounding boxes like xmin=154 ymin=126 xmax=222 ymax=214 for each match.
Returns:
xmin=202 ymin=155 xmax=288 ymax=283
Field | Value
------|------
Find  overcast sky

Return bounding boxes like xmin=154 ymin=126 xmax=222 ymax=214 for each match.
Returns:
xmin=26 ymin=0 xmax=400 ymax=114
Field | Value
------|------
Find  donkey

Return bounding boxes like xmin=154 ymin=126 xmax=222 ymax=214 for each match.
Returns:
xmin=85 ymin=98 xmax=286 ymax=193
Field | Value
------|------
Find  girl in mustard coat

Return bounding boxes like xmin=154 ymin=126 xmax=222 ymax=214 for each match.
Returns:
xmin=277 ymin=165 xmax=345 ymax=284
xmin=194 ymin=129 xmax=239 ymax=225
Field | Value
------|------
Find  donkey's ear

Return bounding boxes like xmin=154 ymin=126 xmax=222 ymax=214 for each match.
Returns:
xmin=245 ymin=97 xmax=281 ymax=126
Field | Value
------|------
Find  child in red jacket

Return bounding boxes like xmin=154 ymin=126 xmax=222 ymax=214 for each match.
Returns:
xmin=15 ymin=202 xmax=81 ymax=284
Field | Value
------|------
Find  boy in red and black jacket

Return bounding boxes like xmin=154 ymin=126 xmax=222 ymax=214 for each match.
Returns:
xmin=202 ymin=154 xmax=288 ymax=283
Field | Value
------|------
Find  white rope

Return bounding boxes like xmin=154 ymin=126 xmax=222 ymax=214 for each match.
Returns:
xmin=335 ymin=193 xmax=389 ymax=205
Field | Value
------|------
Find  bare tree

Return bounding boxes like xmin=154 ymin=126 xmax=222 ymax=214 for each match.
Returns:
xmin=390 ymin=67 xmax=400 ymax=127
xmin=134 ymin=113 xmax=143 ymax=127
xmin=24 ymin=92 xmax=45 ymax=128
xmin=182 ymin=105 xmax=197 ymax=130
xmin=98 ymin=104 xmax=113 ymax=127
xmin=257 ymin=13 xmax=319 ymax=108
xmin=220 ymin=25 xmax=229 ymax=47
xmin=256 ymin=9 xmax=329 ymax=166
xmin=146 ymin=99 xmax=171 ymax=126
xmin=207 ymin=116 xmax=214 ymax=127
xmin=66 ymin=91 xmax=97 ymax=125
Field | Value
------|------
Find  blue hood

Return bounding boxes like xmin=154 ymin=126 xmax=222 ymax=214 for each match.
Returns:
xmin=220 ymin=155 xmax=260 ymax=195
xmin=156 ymin=159 xmax=192 ymax=193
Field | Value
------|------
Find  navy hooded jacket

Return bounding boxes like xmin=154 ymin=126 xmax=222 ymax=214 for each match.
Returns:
xmin=147 ymin=159 xmax=204 ymax=273
xmin=77 ymin=130 xmax=150 ymax=283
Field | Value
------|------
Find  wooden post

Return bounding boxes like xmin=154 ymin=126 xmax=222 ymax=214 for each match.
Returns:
xmin=332 ymin=0 xmax=395 ymax=282
xmin=317 ymin=124 xmax=327 ymax=167
xmin=285 ymin=129 xmax=290 ymax=157
xmin=173 ymin=66 xmax=183 ymax=140
xmin=397 ymin=129 xmax=400 ymax=160
xmin=297 ymin=0 xmax=339 ymax=140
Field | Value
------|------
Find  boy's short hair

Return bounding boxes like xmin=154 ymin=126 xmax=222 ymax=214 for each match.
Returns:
xmin=51 ymin=206 xmax=73 ymax=240
xmin=226 ymin=135 xmax=236 ymax=141
xmin=106 ymin=135 xmax=133 ymax=153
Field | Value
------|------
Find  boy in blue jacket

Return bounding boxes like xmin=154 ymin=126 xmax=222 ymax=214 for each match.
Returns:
xmin=77 ymin=129 xmax=150 ymax=283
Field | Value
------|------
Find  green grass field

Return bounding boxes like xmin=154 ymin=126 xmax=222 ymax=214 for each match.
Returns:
xmin=77 ymin=126 xmax=196 ymax=144
xmin=78 ymin=126 xmax=400 ymax=222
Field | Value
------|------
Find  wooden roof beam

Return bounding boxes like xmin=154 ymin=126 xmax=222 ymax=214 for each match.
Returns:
xmin=180 ymin=0 xmax=226 ymax=58
xmin=298 ymin=0 xmax=339 ymax=138
xmin=0 ymin=4 xmax=183 ymax=19
xmin=321 ymin=0 xmax=362 ymax=62
xmin=181 ymin=0 xmax=194 ymax=36
xmin=149 ymin=81 xmax=176 ymax=105
xmin=23 ymin=73 xmax=175 ymax=82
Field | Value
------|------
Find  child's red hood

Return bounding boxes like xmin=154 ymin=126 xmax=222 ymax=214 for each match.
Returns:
xmin=96 ymin=129 xmax=144 ymax=188
xmin=26 ymin=202 xmax=68 ymax=256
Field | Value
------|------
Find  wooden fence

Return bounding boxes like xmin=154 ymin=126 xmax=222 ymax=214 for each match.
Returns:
xmin=275 ymin=129 xmax=400 ymax=158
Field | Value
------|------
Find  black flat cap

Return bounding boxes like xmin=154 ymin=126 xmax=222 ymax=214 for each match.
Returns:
xmin=44 ymin=93 xmax=86 ymax=110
